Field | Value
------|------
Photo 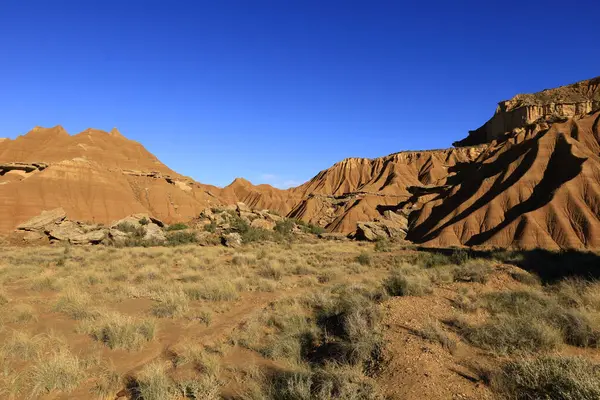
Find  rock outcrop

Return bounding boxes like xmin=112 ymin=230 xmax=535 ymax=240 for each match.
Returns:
xmin=409 ymin=111 xmax=600 ymax=249
xmin=455 ymin=76 xmax=600 ymax=146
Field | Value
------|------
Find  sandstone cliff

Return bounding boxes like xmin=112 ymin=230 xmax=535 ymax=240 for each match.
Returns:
xmin=454 ymin=76 xmax=600 ymax=146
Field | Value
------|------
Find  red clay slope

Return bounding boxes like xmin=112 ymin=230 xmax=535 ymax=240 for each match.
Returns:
xmin=0 ymin=127 xmax=219 ymax=232
xmin=408 ymin=111 xmax=600 ymax=249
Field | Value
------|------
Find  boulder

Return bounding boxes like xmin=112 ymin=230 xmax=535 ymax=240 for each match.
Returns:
xmin=195 ymin=231 xmax=221 ymax=246
xmin=107 ymin=228 xmax=129 ymax=244
xmin=111 ymin=214 xmax=165 ymax=229
xmin=355 ymin=222 xmax=389 ymax=242
xmin=68 ymin=230 xmax=107 ymax=245
xmin=143 ymin=223 xmax=166 ymax=242
xmin=236 ymin=202 xmax=251 ymax=213
xmin=239 ymin=211 xmax=259 ymax=221
xmin=355 ymin=220 xmax=407 ymax=242
xmin=250 ymin=218 xmax=275 ymax=230
xmin=46 ymin=221 xmax=107 ymax=244
xmin=222 ymin=232 xmax=242 ymax=248
xmin=22 ymin=230 xmax=46 ymax=242
xmin=382 ymin=210 xmax=409 ymax=231
xmin=260 ymin=210 xmax=283 ymax=222
xmin=17 ymin=208 xmax=66 ymax=231
xmin=199 ymin=208 xmax=214 ymax=220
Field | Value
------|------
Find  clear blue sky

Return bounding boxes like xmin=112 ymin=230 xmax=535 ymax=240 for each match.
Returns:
xmin=1 ymin=1 xmax=598 ymax=187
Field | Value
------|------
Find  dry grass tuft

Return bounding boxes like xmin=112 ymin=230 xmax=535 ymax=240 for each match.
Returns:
xmin=384 ymin=265 xmax=432 ymax=296
xmin=493 ymin=356 xmax=600 ymax=399
xmin=135 ymin=362 xmax=176 ymax=400
xmin=80 ymin=312 xmax=156 ymax=350
xmin=1 ymin=331 xmax=44 ymax=361
xmin=53 ymin=288 xmax=100 ymax=320
xmin=419 ymin=319 xmax=457 ymax=353
xmin=28 ymin=349 xmax=84 ymax=397
xmin=184 ymin=279 xmax=239 ymax=301
xmin=151 ymin=289 xmax=189 ymax=318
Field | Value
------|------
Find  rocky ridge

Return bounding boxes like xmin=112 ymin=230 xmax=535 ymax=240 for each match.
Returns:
xmin=455 ymin=76 xmax=600 ymax=146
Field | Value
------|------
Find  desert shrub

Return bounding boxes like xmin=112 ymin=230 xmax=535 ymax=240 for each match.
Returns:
xmin=2 ymin=331 xmax=44 ymax=361
xmin=493 ymin=356 xmax=600 ymax=400
xmin=166 ymin=231 xmax=197 ymax=246
xmin=241 ymin=227 xmax=273 ymax=243
xmin=28 ymin=350 xmax=84 ymax=397
xmin=230 ymin=214 xmax=250 ymax=233
xmin=312 ymin=288 xmax=384 ymax=369
xmin=9 ymin=303 xmax=38 ymax=323
xmin=456 ymin=314 xmax=562 ymax=354
xmin=258 ymin=261 xmax=285 ymax=280
xmin=176 ymin=376 xmax=221 ymax=400
xmin=139 ymin=217 xmax=150 ymax=225
xmin=165 ymin=223 xmax=188 ymax=231
xmin=482 ymin=289 xmax=554 ymax=316
xmin=267 ymin=366 xmax=382 ymax=400
xmin=511 ymin=270 xmax=541 ymax=285
xmin=184 ymin=280 xmax=239 ymax=301
xmin=135 ymin=362 xmax=176 ymax=400
xmin=419 ymin=319 xmax=457 ymax=353
xmin=115 ymin=222 xmax=142 ymax=235
xmin=550 ymin=308 xmax=600 ymax=348
xmin=31 ymin=276 xmax=63 ymax=291
xmin=374 ymin=238 xmax=393 ymax=253
xmin=295 ymin=219 xmax=325 ymax=235
xmin=481 ymin=289 xmax=600 ymax=348
xmin=151 ymin=290 xmax=189 ymax=318
xmin=451 ymin=260 xmax=493 ymax=283
xmin=91 ymin=365 xmax=122 ymax=400
xmin=53 ymin=289 xmax=99 ymax=320
xmin=81 ymin=313 xmax=156 ymax=350
xmin=204 ymin=222 xmax=216 ymax=233
xmin=356 ymin=252 xmax=371 ymax=266
xmin=552 ymin=278 xmax=600 ymax=310
xmin=410 ymin=252 xmax=452 ymax=268
xmin=453 ymin=287 xmax=478 ymax=312
xmin=274 ymin=218 xmax=295 ymax=235
xmin=384 ymin=266 xmax=432 ymax=296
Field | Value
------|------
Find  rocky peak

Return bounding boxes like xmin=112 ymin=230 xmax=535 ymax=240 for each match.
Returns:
xmin=455 ymin=76 xmax=600 ymax=146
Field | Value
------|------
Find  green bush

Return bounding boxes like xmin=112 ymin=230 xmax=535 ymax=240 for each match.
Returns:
xmin=204 ymin=222 xmax=216 ymax=233
xmin=356 ymin=252 xmax=371 ymax=266
xmin=165 ymin=223 xmax=188 ymax=231
xmin=295 ymin=219 xmax=325 ymax=235
xmin=274 ymin=218 xmax=295 ymax=235
xmin=166 ymin=231 xmax=197 ymax=246
xmin=115 ymin=222 xmax=143 ymax=235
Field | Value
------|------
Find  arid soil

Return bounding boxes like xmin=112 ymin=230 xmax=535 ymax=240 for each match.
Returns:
xmin=1 ymin=241 xmax=599 ymax=399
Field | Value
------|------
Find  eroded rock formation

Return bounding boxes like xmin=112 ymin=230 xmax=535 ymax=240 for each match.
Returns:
xmin=455 ymin=76 xmax=600 ymax=146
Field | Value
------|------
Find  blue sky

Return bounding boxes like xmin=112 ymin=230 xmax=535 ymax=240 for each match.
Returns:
xmin=1 ymin=1 xmax=598 ymax=187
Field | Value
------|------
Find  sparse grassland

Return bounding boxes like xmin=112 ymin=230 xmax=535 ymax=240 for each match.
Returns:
xmin=0 ymin=242 xmax=598 ymax=399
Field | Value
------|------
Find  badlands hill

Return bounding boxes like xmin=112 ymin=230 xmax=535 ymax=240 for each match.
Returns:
xmin=0 ymin=126 xmax=221 ymax=232
xmin=2 ymin=76 xmax=600 ymax=250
